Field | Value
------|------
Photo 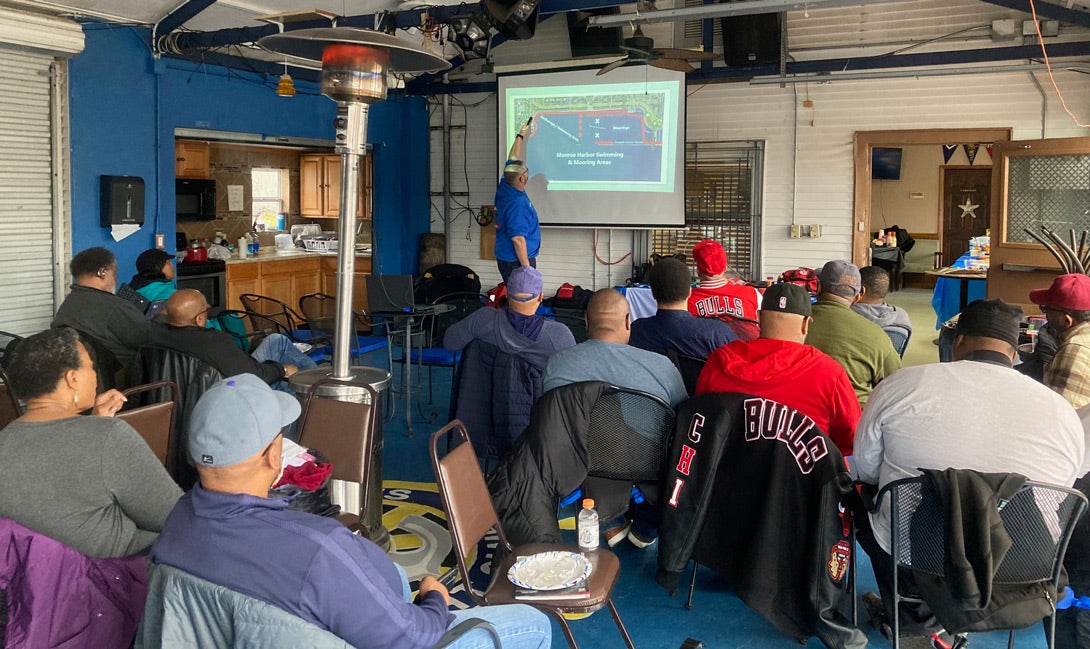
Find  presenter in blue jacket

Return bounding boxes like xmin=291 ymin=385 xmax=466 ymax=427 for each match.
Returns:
xmin=494 ymin=120 xmax=541 ymax=283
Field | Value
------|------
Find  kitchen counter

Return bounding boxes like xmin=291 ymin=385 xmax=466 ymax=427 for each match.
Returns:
xmin=224 ymin=248 xmax=372 ymax=265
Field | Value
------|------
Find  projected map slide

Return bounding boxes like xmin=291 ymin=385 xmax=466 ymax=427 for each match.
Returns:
xmin=505 ymin=80 xmax=679 ymax=193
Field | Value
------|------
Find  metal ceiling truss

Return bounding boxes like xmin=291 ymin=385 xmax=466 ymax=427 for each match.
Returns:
xmin=150 ymin=0 xmax=1090 ymax=94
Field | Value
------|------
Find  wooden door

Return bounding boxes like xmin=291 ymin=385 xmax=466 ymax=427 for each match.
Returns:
xmin=300 ymin=155 xmax=324 ymax=216
xmin=941 ymin=167 xmax=991 ymax=266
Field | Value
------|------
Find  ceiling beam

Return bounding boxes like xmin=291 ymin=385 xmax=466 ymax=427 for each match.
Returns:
xmin=588 ymin=0 xmax=906 ymax=27
xmin=409 ymin=37 xmax=1090 ymax=94
xmin=155 ymin=0 xmax=218 ymax=37
xmin=976 ymin=0 xmax=1090 ymax=29
xmin=160 ymin=0 xmax=636 ymax=51
xmin=687 ymin=38 xmax=1090 ymax=82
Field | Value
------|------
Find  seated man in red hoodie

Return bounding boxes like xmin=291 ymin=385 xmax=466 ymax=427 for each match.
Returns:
xmin=695 ymin=282 xmax=859 ymax=456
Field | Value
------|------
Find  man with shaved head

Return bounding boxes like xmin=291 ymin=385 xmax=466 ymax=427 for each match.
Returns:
xmin=697 ymin=282 xmax=860 ymax=455
xmin=543 ymin=288 xmax=687 ymax=407
xmin=542 ymin=288 xmax=687 ymax=549
xmin=150 ymin=289 xmax=316 ymax=389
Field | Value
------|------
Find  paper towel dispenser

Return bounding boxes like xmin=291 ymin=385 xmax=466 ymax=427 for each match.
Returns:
xmin=100 ymin=175 xmax=145 ymax=227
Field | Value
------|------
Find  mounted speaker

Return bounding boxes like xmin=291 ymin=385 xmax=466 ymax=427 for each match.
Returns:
xmin=720 ymin=12 xmax=782 ymax=66
xmin=567 ymin=8 xmax=622 ymax=58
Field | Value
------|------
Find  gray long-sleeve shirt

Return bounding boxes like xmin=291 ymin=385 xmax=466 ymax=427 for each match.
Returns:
xmin=0 ymin=416 xmax=182 ymax=557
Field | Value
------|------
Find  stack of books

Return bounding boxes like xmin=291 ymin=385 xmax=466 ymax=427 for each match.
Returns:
xmin=513 ymin=578 xmax=589 ymax=601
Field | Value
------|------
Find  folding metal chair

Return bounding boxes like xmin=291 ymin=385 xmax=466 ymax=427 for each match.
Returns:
xmin=430 ymin=420 xmax=636 ymax=649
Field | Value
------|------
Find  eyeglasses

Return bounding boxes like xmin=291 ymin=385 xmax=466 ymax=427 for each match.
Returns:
xmin=1040 ymin=305 xmax=1070 ymax=315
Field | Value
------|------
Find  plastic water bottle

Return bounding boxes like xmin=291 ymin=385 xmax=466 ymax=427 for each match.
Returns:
xmin=577 ymin=498 xmax=599 ymax=550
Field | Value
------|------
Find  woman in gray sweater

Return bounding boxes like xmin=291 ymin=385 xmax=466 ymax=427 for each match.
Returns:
xmin=0 ymin=328 xmax=181 ymax=557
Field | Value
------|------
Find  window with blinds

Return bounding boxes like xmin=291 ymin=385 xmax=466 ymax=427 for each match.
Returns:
xmin=650 ymin=141 xmax=764 ymax=281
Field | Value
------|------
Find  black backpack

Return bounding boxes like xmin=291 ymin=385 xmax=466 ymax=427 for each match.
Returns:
xmin=415 ymin=264 xmax=481 ymax=305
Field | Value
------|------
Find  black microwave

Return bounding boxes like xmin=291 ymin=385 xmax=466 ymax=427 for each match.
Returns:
xmin=176 ymin=178 xmax=216 ymax=221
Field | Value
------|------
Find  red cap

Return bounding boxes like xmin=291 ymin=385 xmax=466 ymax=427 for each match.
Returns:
xmin=1029 ymin=274 xmax=1090 ymax=311
xmin=692 ymin=240 xmax=727 ymax=276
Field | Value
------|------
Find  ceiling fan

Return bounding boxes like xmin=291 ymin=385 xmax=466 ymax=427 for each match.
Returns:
xmin=597 ymin=25 xmax=716 ymax=76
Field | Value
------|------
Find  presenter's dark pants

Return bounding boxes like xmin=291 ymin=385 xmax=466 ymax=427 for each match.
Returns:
xmin=497 ymin=257 xmax=536 ymax=284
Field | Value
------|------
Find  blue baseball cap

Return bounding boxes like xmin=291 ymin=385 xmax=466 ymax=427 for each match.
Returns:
xmin=188 ymin=374 xmax=301 ymax=468
xmin=507 ymin=266 xmax=543 ymax=302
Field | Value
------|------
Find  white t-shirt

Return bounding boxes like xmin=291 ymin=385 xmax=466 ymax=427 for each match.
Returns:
xmin=853 ymin=357 xmax=1085 ymax=552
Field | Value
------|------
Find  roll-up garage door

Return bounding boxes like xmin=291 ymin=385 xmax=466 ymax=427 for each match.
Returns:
xmin=0 ymin=48 xmax=57 ymax=335
xmin=0 ymin=9 xmax=82 ymax=336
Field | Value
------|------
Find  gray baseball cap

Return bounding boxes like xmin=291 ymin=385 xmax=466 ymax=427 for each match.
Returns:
xmin=818 ymin=260 xmax=862 ymax=297
xmin=188 ymin=374 xmax=301 ymax=468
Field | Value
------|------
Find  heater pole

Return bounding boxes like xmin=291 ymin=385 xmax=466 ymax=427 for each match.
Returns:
xmin=332 ymin=102 xmax=368 ymax=378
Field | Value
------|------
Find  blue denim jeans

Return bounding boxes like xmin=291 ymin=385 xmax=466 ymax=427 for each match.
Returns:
xmin=250 ymin=333 xmax=318 ymax=398
xmin=251 ymin=333 xmax=319 ymax=371
xmin=392 ymin=565 xmax=551 ymax=649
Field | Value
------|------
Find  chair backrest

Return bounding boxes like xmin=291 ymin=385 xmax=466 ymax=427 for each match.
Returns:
xmin=298 ymin=293 xmax=338 ymax=338
xmin=214 ymin=309 xmax=265 ymax=352
xmin=117 ymin=380 xmax=178 ymax=469
xmin=586 ymin=386 xmax=676 ymax=482
xmin=430 ymin=421 xmax=509 ymax=584
xmin=660 ymin=349 xmax=706 ymax=396
xmin=0 ymin=366 xmax=22 ymax=430
xmin=133 ymin=346 xmax=223 ymax=489
xmin=550 ymin=310 xmax=588 ymax=344
xmin=145 ymin=300 xmax=168 ymax=321
xmin=75 ymin=330 xmax=121 ymax=392
xmin=240 ymin=293 xmax=301 ymax=334
xmin=426 ymin=292 xmax=485 ymax=346
xmin=140 ymin=563 xmax=350 ymax=649
xmin=883 ymin=324 xmax=912 ymax=357
xmin=296 ymin=379 xmax=377 ymax=484
xmin=0 ymin=329 xmax=24 ymax=369
xmin=878 ymin=474 xmax=1088 ymax=585
xmin=452 ymin=340 xmax=543 ymax=461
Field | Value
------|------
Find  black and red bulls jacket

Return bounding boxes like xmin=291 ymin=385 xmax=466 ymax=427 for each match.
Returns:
xmin=656 ymin=392 xmax=866 ymax=649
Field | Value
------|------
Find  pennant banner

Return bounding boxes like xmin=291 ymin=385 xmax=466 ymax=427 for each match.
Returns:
xmin=985 ymin=144 xmax=994 ymax=159
xmin=964 ymin=144 xmax=980 ymax=166
xmin=942 ymin=144 xmax=958 ymax=164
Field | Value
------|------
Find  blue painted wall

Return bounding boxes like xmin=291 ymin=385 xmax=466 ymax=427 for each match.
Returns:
xmin=69 ymin=24 xmax=428 ymax=280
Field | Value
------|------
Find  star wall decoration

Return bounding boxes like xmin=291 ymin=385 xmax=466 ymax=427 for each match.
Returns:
xmin=958 ymin=199 xmax=979 ymax=219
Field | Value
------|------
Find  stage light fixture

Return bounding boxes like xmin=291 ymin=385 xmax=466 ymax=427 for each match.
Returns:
xmin=448 ymin=11 xmax=493 ymax=59
xmin=484 ymin=0 xmax=540 ymax=41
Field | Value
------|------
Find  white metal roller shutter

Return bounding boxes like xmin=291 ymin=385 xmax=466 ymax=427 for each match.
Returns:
xmin=0 ymin=48 xmax=55 ymax=336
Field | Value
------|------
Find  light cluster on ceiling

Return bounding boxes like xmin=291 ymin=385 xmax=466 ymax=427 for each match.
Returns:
xmin=447 ymin=0 xmax=541 ymax=60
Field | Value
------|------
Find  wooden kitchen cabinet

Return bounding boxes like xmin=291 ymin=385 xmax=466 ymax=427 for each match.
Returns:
xmin=175 ymin=140 xmax=210 ymax=179
xmin=225 ymin=257 xmax=321 ymax=316
xmin=300 ymin=153 xmax=371 ymax=219
xmin=319 ymin=255 xmax=372 ymax=312
xmin=225 ymin=262 xmax=259 ymax=311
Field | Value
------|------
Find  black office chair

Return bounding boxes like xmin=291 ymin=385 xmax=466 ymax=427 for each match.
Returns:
xmin=864 ymin=473 xmax=1087 ymax=649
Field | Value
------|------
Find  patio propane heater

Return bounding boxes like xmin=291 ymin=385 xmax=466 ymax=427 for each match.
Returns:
xmin=261 ymin=28 xmax=449 ymax=549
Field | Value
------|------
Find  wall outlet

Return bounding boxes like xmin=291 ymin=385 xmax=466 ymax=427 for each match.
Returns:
xmin=810 ymin=224 xmax=822 ymax=238
xmin=790 ymin=224 xmax=802 ymax=238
